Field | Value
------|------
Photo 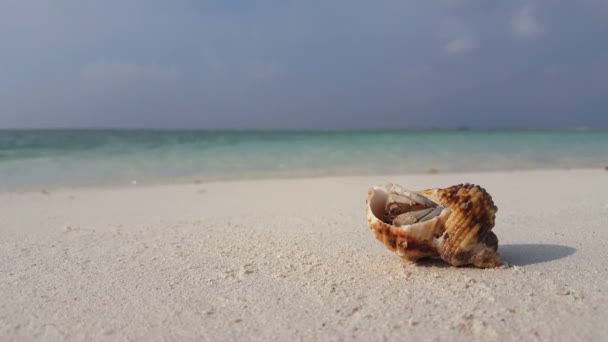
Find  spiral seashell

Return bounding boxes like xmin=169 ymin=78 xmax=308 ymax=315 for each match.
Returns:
xmin=366 ymin=183 xmax=501 ymax=268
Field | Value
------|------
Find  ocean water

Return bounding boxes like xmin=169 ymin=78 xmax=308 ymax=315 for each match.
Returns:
xmin=0 ymin=130 xmax=607 ymax=190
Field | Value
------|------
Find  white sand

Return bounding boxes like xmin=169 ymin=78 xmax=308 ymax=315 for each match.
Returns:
xmin=1 ymin=169 xmax=607 ymax=341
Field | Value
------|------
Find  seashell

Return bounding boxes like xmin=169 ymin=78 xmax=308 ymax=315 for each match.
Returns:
xmin=365 ymin=183 xmax=501 ymax=268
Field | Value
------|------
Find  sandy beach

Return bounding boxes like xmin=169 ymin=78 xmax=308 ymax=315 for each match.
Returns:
xmin=1 ymin=169 xmax=607 ymax=341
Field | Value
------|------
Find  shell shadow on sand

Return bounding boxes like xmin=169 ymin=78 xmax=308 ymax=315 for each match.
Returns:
xmin=405 ymin=243 xmax=576 ymax=268
xmin=499 ymin=244 xmax=576 ymax=266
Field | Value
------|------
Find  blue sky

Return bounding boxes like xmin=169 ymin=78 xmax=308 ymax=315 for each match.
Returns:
xmin=1 ymin=0 xmax=607 ymax=129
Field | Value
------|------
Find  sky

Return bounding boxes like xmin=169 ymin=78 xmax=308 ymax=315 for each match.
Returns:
xmin=1 ymin=0 xmax=607 ymax=130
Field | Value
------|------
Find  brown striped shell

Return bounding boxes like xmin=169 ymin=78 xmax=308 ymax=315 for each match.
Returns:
xmin=366 ymin=183 xmax=501 ymax=268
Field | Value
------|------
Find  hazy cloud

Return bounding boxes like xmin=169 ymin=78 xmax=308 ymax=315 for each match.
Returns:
xmin=445 ymin=36 xmax=477 ymax=55
xmin=0 ymin=1 xmax=606 ymax=129
xmin=512 ymin=4 xmax=543 ymax=39
xmin=246 ymin=62 xmax=284 ymax=82
xmin=82 ymin=60 xmax=179 ymax=91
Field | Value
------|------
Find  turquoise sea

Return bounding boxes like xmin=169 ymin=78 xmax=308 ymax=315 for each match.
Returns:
xmin=0 ymin=130 xmax=607 ymax=190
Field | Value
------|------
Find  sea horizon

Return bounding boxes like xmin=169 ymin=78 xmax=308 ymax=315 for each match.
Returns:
xmin=1 ymin=129 xmax=607 ymax=190
xmin=1 ymin=127 xmax=607 ymax=132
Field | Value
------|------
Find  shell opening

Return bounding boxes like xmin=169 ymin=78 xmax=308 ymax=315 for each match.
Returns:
xmin=368 ymin=186 xmax=389 ymax=220
xmin=371 ymin=185 xmax=442 ymax=227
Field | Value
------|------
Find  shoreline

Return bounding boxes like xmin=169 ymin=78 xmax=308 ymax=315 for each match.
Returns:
xmin=2 ymin=166 xmax=605 ymax=194
xmin=2 ymin=130 xmax=607 ymax=194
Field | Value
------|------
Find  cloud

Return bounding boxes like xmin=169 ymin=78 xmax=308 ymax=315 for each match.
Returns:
xmin=81 ymin=60 xmax=179 ymax=91
xmin=1 ymin=1 xmax=607 ymax=129
xmin=512 ymin=4 xmax=543 ymax=39
xmin=247 ymin=62 xmax=284 ymax=82
xmin=445 ymin=36 xmax=477 ymax=55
